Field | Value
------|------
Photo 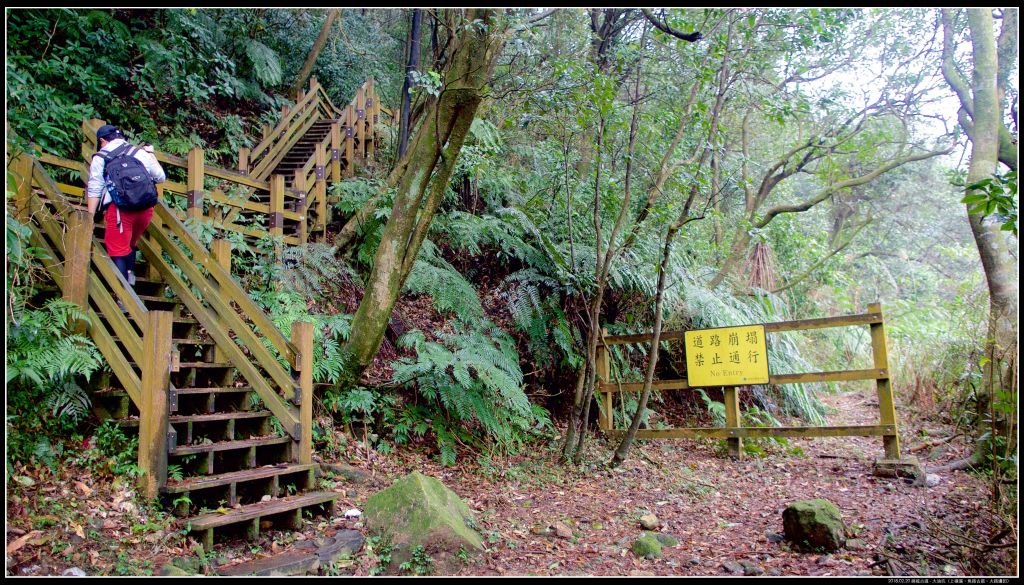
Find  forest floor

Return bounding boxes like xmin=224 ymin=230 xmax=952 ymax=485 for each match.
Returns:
xmin=5 ymin=385 xmax=1017 ymax=577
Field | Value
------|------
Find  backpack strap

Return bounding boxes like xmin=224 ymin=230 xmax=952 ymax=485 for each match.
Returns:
xmin=93 ymin=142 xmax=134 ymax=162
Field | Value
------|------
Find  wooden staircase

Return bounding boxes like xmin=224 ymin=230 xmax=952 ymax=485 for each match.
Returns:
xmin=12 ymin=149 xmax=339 ymax=552
xmin=9 ymin=76 xmax=389 ymax=553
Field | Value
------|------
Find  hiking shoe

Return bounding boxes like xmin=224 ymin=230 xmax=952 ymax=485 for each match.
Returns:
xmin=127 ymin=270 xmax=136 ymax=287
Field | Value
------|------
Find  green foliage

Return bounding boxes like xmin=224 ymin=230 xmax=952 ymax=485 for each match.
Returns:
xmin=79 ymin=420 xmax=143 ymax=478
xmin=392 ymin=328 xmax=550 ymax=465
xmin=399 ymin=545 xmax=435 ymax=576
xmin=957 ymin=170 xmax=1018 ymax=237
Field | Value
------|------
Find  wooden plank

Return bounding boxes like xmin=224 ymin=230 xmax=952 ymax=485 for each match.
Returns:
xmin=292 ymin=322 xmax=313 ymax=464
xmin=87 ymin=270 xmax=144 ymax=364
xmin=173 ymin=387 xmax=253 ymax=395
xmin=187 ymin=147 xmax=205 ymax=221
xmin=354 ymin=86 xmax=366 ymax=161
xmin=139 ymin=230 xmax=299 ymax=403
xmin=62 ymin=210 xmax=93 ymax=322
xmin=596 ymin=334 xmax=611 ymax=431
xmin=366 ymin=78 xmax=375 ymax=160
xmin=869 ymin=302 xmax=901 ymax=459
xmin=613 ymin=425 xmax=898 ymax=440
xmin=92 ymin=240 xmax=149 ymax=327
xmin=169 ymin=411 xmax=270 ymax=424
xmin=163 ymin=463 xmax=316 ymax=493
xmin=154 ymin=203 xmax=298 ymax=366
xmin=724 ymin=387 xmax=742 ymax=459
xmin=602 ymin=312 xmax=884 ymax=346
xmin=251 ymin=105 xmax=319 ymax=180
xmin=204 ymin=164 xmax=270 ymax=191
xmin=170 ymin=436 xmax=291 ymax=456
xmin=344 ymin=106 xmax=355 ymax=178
xmin=137 ymin=236 xmax=301 ymax=437
xmin=599 ymin=368 xmax=889 ymax=393
xmin=139 ymin=310 xmax=173 ymax=499
xmin=188 ymin=491 xmax=339 ymax=531
xmin=330 ymin=122 xmax=341 ymax=182
xmin=86 ymin=307 xmax=142 ymax=405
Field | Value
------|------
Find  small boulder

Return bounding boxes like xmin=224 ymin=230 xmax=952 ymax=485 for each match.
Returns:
xmin=925 ymin=474 xmax=941 ymax=487
xmin=62 ymin=568 xmax=87 ymax=577
xmin=324 ymin=462 xmax=370 ymax=484
xmin=159 ymin=565 xmax=191 ymax=576
xmin=638 ymin=514 xmax=660 ymax=530
xmin=782 ymin=499 xmax=847 ymax=552
xmin=722 ymin=560 xmax=745 ymax=574
xmin=740 ymin=560 xmax=764 ymax=576
xmin=364 ymin=472 xmax=483 ymax=573
xmin=646 ymin=531 xmax=678 ymax=547
xmin=631 ymin=533 xmax=663 ymax=559
xmin=552 ymin=522 xmax=573 ymax=540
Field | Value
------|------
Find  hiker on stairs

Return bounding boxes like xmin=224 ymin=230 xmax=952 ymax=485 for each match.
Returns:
xmin=86 ymin=124 xmax=166 ymax=289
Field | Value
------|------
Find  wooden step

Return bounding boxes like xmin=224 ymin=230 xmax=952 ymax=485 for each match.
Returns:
xmin=188 ymin=490 xmax=339 ymax=531
xmin=174 ymin=386 xmax=252 ymax=395
xmin=170 ymin=435 xmax=291 ymax=456
xmin=169 ymin=410 xmax=271 ymax=424
xmin=163 ymin=463 xmax=315 ymax=494
xmin=173 ymin=338 xmax=214 ymax=346
xmin=137 ymin=294 xmax=181 ymax=304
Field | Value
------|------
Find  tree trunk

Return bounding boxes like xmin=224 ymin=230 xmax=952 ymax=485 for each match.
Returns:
xmin=289 ymin=9 xmax=339 ymax=99
xmin=962 ymin=8 xmax=1018 ymax=451
xmin=398 ymin=9 xmax=423 ymax=160
xmin=341 ymin=9 xmax=503 ymax=380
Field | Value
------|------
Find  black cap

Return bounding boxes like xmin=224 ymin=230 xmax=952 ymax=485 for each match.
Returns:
xmin=96 ymin=124 xmax=121 ymax=142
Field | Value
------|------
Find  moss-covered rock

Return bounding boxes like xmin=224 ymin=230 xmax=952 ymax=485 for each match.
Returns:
xmin=782 ymin=499 xmax=847 ymax=552
xmin=364 ymin=472 xmax=483 ymax=573
xmin=631 ymin=533 xmax=663 ymax=559
xmin=647 ymin=531 xmax=679 ymax=547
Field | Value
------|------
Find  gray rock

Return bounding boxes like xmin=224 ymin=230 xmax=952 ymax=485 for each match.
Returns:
xmin=782 ymin=499 xmax=847 ymax=552
xmin=159 ymin=565 xmax=191 ymax=576
xmin=317 ymin=530 xmax=364 ymax=564
xmin=62 ymin=568 xmax=87 ymax=577
xmin=845 ymin=538 xmax=867 ymax=551
xmin=740 ymin=560 xmax=765 ymax=576
xmin=638 ymin=514 xmax=660 ymax=530
xmin=324 ymin=462 xmax=370 ymax=484
xmin=688 ymin=557 xmax=701 ymax=566
xmin=925 ymin=474 xmax=941 ymax=487
xmin=767 ymin=568 xmax=782 ymax=576
xmin=722 ymin=560 xmax=745 ymax=574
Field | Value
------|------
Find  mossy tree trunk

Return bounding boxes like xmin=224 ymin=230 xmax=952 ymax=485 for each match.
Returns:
xmin=341 ymin=9 xmax=504 ymax=380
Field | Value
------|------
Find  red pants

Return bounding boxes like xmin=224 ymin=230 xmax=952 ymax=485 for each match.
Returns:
xmin=104 ymin=205 xmax=154 ymax=257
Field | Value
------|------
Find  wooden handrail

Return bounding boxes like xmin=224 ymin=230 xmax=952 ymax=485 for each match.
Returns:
xmin=153 ymin=203 xmax=299 ymax=367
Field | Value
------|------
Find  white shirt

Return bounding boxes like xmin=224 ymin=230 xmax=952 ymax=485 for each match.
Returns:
xmin=86 ymin=138 xmax=167 ymax=206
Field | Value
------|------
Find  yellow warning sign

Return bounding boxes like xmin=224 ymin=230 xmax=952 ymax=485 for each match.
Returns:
xmin=685 ymin=325 xmax=770 ymax=387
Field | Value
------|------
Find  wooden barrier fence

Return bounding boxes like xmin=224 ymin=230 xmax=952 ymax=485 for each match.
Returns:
xmin=596 ymin=303 xmax=902 ymax=460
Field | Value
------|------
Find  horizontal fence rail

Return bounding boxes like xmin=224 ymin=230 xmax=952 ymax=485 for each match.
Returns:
xmin=596 ymin=304 xmax=902 ymax=460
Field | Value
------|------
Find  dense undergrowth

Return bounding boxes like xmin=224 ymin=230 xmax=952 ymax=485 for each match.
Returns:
xmin=5 ymin=9 xmax=1010 ymax=489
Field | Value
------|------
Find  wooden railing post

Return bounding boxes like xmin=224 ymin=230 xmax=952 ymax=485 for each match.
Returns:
xmin=597 ymin=329 xmax=612 ymax=431
xmin=292 ymin=321 xmax=314 ymax=465
xmin=187 ymin=147 xmax=205 ymax=221
xmin=237 ymin=147 xmax=250 ymax=176
xmin=315 ymin=143 xmax=327 ymax=239
xmin=10 ymin=149 xmax=34 ymax=220
xmin=330 ymin=122 xmax=342 ymax=183
xmin=344 ymin=106 xmax=355 ymax=178
xmin=210 ymin=239 xmax=233 ymax=365
xmin=365 ymin=78 xmax=375 ymax=160
xmin=269 ymin=175 xmax=285 ymax=258
xmin=355 ymin=86 xmax=366 ymax=162
xmin=869 ymin=302 xmax=902 ymax=460
xmin=261 ymin=124 xmax=271 ymax=141
xmin=139 ymin=310 xmax=173 ymax=500
xmin=725 ymin=386 xmax=743 ymax=459
xmin=64 ymin=209 xmax=94 ymax=333
xmin=293 ymin=170 xmax=308 ymax=245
